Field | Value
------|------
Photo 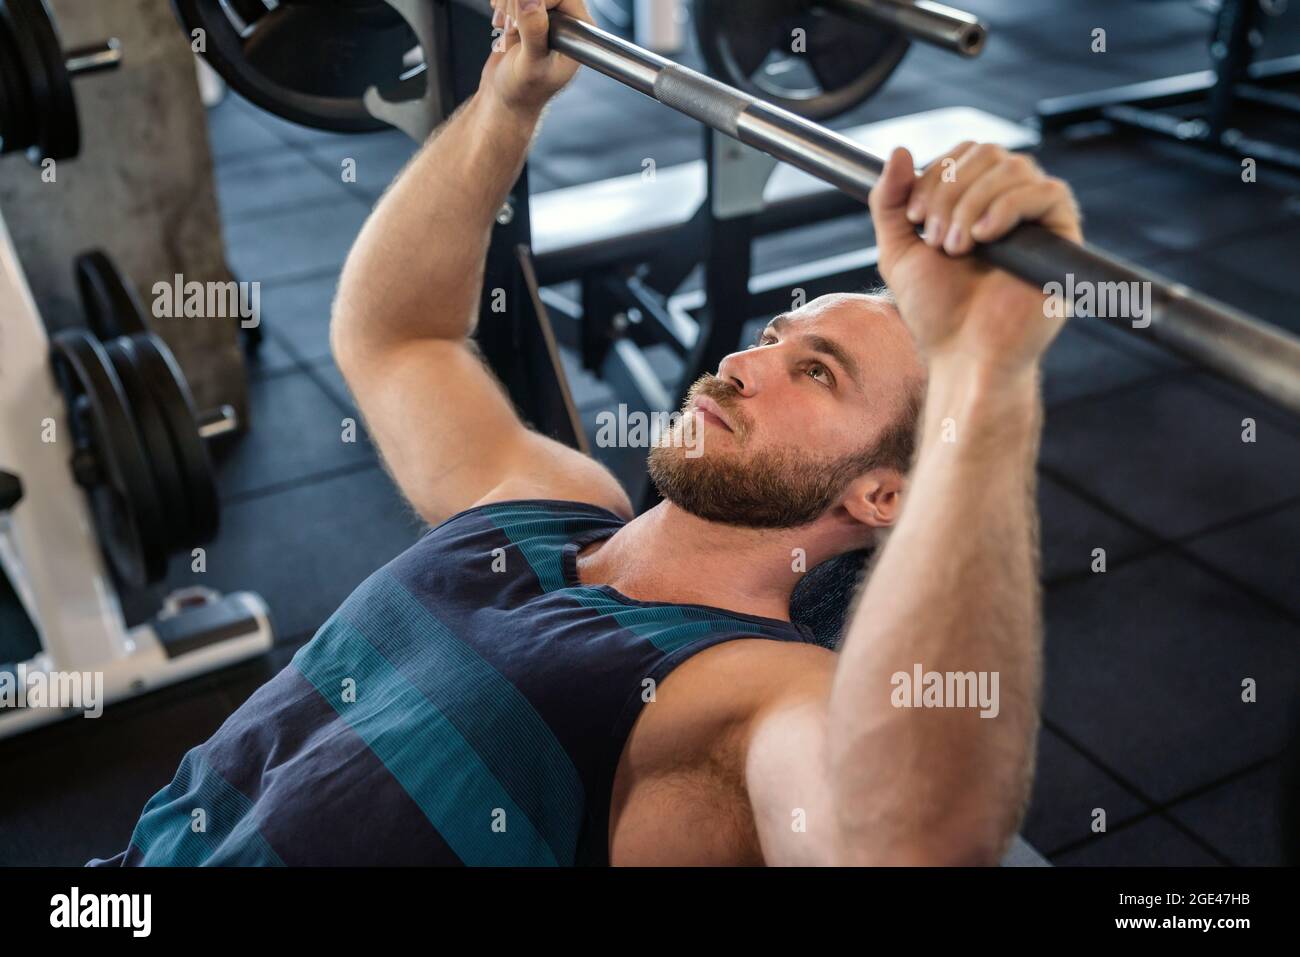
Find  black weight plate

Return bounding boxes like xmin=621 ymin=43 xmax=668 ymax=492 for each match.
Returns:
xmin=172 ymin=0 xmax=417 ymax=132
xmin=104 ymin=338 xmax=193 ymax=551
xmin=49 ymin=329 xmax=170 ymax=586
xmin=0 ymin=0 xmax=42 ymax=154
xmin=75 ymin=250 xmax=150 ymax=339
xmin=0 ymin=2 xmax=37 ymax=155
xmin=0 ymin=46 xmax=13 ymax=153
xmin=244 ymin=4 xmax=424 ymax=99
xmin=2 ymin=0 xmax=78 ymax=160
xmin=694 ymin=0 xmax=910 ymax=120
xmin=127 ymin=334 xmax=220 ymax=545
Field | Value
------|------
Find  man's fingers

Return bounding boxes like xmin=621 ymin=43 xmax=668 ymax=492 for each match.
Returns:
xmin=915 ymin=143 xmax=1004 ymax=248
xmin=943 ymin=156 xmax=1039 ymax=255
xmin=968 ymin=180 xmax=1079 ymax=247
xmin=516 ymin=0 xmax=552 ymax=60
xmin=868 ymin=147 xmax=924 ymax=257
xmin=553 ymin=0 xmax=595 ymax=25
xmin=906 ymin=140 xmax=975 ymax=225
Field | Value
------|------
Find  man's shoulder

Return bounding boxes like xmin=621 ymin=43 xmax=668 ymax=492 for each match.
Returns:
xmin=631 ymin=636 xmax=836 ymax=753
xmin=691 ymin=636 xmax=838 ymax=723
xmin=612 ymin=637 xmax=836 ymax=864
xmin=471 ymin=439 xmax=635 ymax=522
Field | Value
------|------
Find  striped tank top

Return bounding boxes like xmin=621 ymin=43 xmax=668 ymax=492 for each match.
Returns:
xmin=89 ymin=500 xmax=814 ymax=866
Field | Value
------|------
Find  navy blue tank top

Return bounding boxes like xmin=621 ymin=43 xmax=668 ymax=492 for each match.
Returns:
xmin=90 ymin=500 xmax=814 ymax=866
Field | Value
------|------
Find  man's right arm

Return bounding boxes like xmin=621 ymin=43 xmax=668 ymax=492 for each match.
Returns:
xmin=331 ymin=0 xmax=630 ymax=526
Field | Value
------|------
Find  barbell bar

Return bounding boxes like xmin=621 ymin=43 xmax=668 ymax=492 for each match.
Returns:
xmin=465 ymin=0 xmax=1300 ymax=416
xmin=63 ymin=39 xmax=124 ymax=77
xmin=822 ymin=0 xmax=986 ymax=57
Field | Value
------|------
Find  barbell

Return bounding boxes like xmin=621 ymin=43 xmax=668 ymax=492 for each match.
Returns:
xmin=693 ymin=0 xmax=984 ymax=119
xmin=176 ymin=0 xmax=1300 ymax=416
xmin=528 ymin=3 xmax=1300 ymax=415
xmin=172 ymin=0 xmax=986 ymax=131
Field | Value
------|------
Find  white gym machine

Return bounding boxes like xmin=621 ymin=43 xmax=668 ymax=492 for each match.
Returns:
xmin=0 ymin=212 xmax=273 ymax=741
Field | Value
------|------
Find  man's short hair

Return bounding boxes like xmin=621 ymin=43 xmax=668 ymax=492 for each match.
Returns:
xmin=850 ymin=283 xmax=920 ymax=475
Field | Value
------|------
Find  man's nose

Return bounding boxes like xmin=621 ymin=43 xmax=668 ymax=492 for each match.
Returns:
xmin=716 ymin=349 xmax=764 ymax=397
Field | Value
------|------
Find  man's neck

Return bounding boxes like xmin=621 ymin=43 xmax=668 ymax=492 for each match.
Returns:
xmin=576 ymin=501 xmax=833 ymax=622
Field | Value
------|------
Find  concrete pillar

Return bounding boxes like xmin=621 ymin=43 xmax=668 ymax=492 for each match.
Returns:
xmin=0 ymin=0 xmax=248 ymax=424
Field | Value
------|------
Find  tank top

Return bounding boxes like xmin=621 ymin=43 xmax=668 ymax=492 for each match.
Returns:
xmin=89 ymin=499 xmax=814 ymax=866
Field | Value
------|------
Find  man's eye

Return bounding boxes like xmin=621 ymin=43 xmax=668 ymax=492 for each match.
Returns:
xmin=758 ymin=333 xmax=777 ymax=346
xmin=805 ymin=363 xmax=831 ymax=385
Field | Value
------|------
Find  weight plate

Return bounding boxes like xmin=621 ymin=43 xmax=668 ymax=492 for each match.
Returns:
xmin=172 ymin=0 xmax=420 ymax=132
xmin=49 ymin=329 xmax=170 ymax=587
xmin=104 ymin=338 xmax=193 ymax=552
xmin=127 ymin=334 xmax=220 ymax=546
xmin=75 ymin=250 xmax=151 ymax=340
xmin=0 ymin=2 xmax=37 ymax=155
xmin=1 ymin=0 xmax=78 ymax=160
xmin=693 ymin=0 xmax=911 ymax=120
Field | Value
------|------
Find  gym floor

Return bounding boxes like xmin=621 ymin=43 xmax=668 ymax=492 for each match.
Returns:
xmin=2 ymin=0 xmax=1299 ymax=866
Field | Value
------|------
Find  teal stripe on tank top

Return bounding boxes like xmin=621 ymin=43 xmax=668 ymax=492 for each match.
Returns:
xmin=293 ymin=615 xmax=562 ymax=866
xmin=332 ymin=572 xmax=584 ymax=860
xmin=482 ymin=502 xmax=583 ymax=592
xmin=127 ymin=750 xmax=285 ymax=866
xmin=565 ymin=586 xmax=792 ymax=652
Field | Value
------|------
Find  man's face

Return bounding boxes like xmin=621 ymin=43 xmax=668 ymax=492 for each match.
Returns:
xmin=648 ymin=294 xmax=924 ymax=529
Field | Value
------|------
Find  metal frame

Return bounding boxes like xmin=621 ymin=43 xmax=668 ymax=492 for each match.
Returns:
xmin=1038 ymin=1 xmax=1300 ymax=174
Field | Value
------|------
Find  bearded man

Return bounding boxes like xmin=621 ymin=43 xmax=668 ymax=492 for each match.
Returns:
xmin=92 ymin=0 xmax=1080 ymax=867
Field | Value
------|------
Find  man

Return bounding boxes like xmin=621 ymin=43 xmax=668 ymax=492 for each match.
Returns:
xmin=93 ymin=0 xmax=1081 ymax=866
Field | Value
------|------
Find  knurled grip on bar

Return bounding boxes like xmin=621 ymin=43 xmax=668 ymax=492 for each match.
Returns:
xmin=653 ymin=65 xmax=753 ymax=140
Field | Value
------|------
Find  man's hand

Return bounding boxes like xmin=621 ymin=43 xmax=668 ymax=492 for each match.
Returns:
xmin=868 ymin=143 xmax=1083 ymax=377
xmin=483 ymin=0 xmax=593 ymax=118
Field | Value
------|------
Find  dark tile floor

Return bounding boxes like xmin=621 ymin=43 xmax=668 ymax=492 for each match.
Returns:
xmin=2 ymin=0 xmax=1298 ymax=866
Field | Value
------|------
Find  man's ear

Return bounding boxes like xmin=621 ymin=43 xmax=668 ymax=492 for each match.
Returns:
xmin=841 ymin=468 xmax=907 ymax=530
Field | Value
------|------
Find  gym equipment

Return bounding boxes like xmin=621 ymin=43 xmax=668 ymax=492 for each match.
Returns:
xmin=74 ymin=250 xmax=150 ymax=339
xmin=171 ymin=0 xmax=1000 ymax=462
xmin=58 ymin=252 xmax=228 ymax=587
xmin=177 ymin=0 xmax=1300 ymax=419
xmin=530 ymin=3 xmax=1300 ymax=418
xmin=694 ymin=0 xmax=985 ymax=119
xmin=2 ymin=0 xmax=252 ymax=429
xmin=171 ymin=0 xmax=427 ymax=133
xmin=1039 ymin=0 xmax=1300 ymax=175
xmin=173 ymin=0 xmax=985 ymax=136
xmin=50 ymin=329 xmax=172 ymax=587
xmin=0 ymin=0 xmax=121 ymax=161
xmin=0 ymin=214 xmax=272 ymax=742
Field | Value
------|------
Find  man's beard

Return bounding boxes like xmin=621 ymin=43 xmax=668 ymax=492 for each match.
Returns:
xmin=646 ymin=377 xmax=886 ymax=529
